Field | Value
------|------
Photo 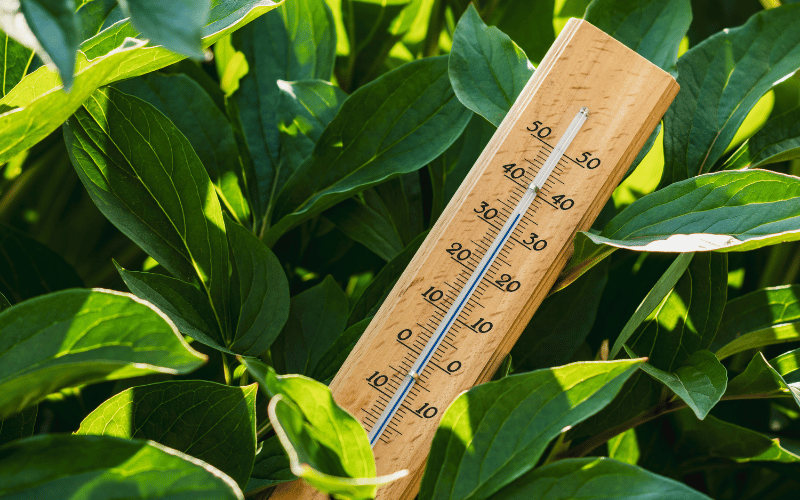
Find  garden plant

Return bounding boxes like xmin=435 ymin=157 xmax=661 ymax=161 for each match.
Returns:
xmin=1 ymin=0 xmax=800 ymax=498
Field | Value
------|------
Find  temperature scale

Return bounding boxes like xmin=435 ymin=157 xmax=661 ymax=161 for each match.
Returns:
xmin=271 ymin=18 xmax=679 ymax=500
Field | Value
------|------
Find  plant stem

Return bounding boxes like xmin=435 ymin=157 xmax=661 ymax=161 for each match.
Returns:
xmin=222 ymin=353 xmax=232 ymax=385
xmin=257 ymin=420 xmax=273 ymax=440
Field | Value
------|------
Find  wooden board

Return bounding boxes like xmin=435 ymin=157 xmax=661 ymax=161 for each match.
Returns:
xmin=268 ymin=17 xmax=679 ymax=500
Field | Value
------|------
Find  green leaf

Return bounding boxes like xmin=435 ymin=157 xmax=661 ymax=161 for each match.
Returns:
xmin=64 ymin=87 xmax=230 ymax=341
xmin=267 ymin=55 xmax=472 ymax=245
xmin=712 ymin=285 xmax=800 ymax=361
xmin=229 ymin=0 xmax=336 ymax=225
xmin=311 ymin=316 xmax=371 ymax=383
xmin=120 ymin=0 xmax=210 ymax=59
xmin=488 ymin=0 xmax=555 ymax=65
xmin=0 ymin=222 xmax=83 ymax=304
xmin=246 ymin=435 xmax=295 ymax=494
xmin=114 ymin=72 xmax=251 ymax=225
xmin=723 ymin=106 xmax=800 ymax=171
xmin=584 ymin=0 xmax=691 ymax=75
xmin=226 ymin=214 xmax=290 ymax=355
xmin=0 ymin=0 xmax=284 ymax=165
xmin=490 ymin=457 xmax=711 ymax=500
xmin=0 ymin=30 xmax=33 ymax=96
xmin=629 ymin=348 xmax=727 ymax=420
xmin=418 ymin=359 xmax=644 ymax=500
xmin=75 ymin=0 xmax=121 ymax=42
xmin=662 ymin=4 xmax=800 ymax=183
xmin=77 ymin=380 xmax=257 ymax=488
xmin=324 ymin=197 xmax=406 ymax=261
xmin=0 ymin=289 xmax=206 ymax=420
xmin=273 ymin=275 xmax=348 ymax=375
xmin=18 ymin=0 xmax=80 ymax=89
xmin=343 ymin=0 xmax=410 ymax=88
xmin=607 ymin=428 xmax=639 ymax=465
xmin=448 ymin=4 xmax=534 ymax=127
xmin=0 ymin=406 xmax=36 ymax=447
xmin=214 ymin=33 xmax=248 ymax=95
xmin=725 ymin=351 xmax=799 ymax=406
xmin=241 ymin=358 xmax=406 ymax=499
xmin=0 ymin=434 xmax=244 ymax=499
xmin=0 ymin=292 xmax=9 ymax=312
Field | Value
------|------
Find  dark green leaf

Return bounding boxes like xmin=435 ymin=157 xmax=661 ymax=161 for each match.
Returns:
xmin=19 ymin=0 xmax=80 ymax=89
xmin=0 ymin=292 xmax=9 ymax=311
xmin=226 ymin=214 xmax=290 ymax=355
xmin=0 ymin=30 xmax=33 ymax=96
xmin=584 ymin=0 xmax=691 ymax=75
xmin=0 ymin=289 xmax=206 ymax=420
xmin=114 ymin=72 xmax=251 ymax=224
xmin=77 ymin=380 xmax=257 ymax=488
xmin=0 ymin=222 xmax=83 ymax=304
xmin=711 ymin=285 xmax=800 ymax=360
xmin=246 ymin=435 xmax=295 ymax=494
xmin=488 ymin=0 xmax=555 ymax=65
xmin=418 ymin=359 xmax=644 ymax=500
xmin=0 ymin=406 xmax=36 ymax=447
xmin=64 ymin=87 xmax=230 ymax=340
xmin=75 ymin=0 xmax=120 ymax=42
xmin=448 ymin=4 xmax=534 ymax=127
xmin=491 ymin=457 xmax=711 ymax=500
xmin=268 ymin=55 xmax=471 ymax=244
xmin=725 ymin=351 xmax=799 ymax=406
xmin=724 ymin=106 xmax=800 ymax=171
xmin=324 ymin=197 xmax=406 ymax=261
xmin=0 ymin=434 xmax=243 ymax=498
xmin=311 ymin=317 xmax=371 ymax=383
xmin=662 ymin=4 xmax=800 ymax=183
xmin=343 ymin=0 xmax=409 ymax=88
xmin=120 ymin=0 xmax=210 ymax=59
xmin=0 ymin=0 xmax=284 ymax=164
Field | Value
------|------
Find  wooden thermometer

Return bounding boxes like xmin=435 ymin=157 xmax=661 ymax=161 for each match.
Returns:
xmin=270 ymin=18 xmax=679 ymax=500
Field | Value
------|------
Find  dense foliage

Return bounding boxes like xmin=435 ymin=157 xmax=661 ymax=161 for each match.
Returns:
xmin=1 ymin=0 xmax=800 ymax=498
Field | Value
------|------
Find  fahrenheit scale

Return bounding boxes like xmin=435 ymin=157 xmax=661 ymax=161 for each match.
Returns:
xmin=271 ymin=18 xmax=679 ymax=500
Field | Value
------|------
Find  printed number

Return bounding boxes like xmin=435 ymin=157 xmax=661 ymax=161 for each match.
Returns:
xmin=502 ymin=163 xmax=525 ymax=179
xmin=474 ymin=201 xmax=498 ymax=219
xmin=446 ymin=242 xmax=471 ymax=261
xmin=522 ymin=232 xmax=547 ymax=251
xmin=447 ymin=361 xmax=462 ymax=373
xmin=397 ymin=329 xmax=412 ymax=341
xmin=495 ymin=274 xmax=521 ymax=292
xmin=551 ymin=194 xmax=574 ymax=210
xmin=414 ymin=403 xmax=438 ymax=418
xmin=367 ymin=371 xmax=388 ymax=387
xmin=527 ymin=120 xmax=552 ymax=138
xmin=471 ymin=317 xmax=493 ymax=333
xmin=422 ymin=286 xmax=444 ymax=302
xmin=576 ymin=152 xmax=601 ymax=169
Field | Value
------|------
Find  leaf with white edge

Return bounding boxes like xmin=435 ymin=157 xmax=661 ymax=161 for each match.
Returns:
xmin=65 ymin=87 xmax=230 ymax=342
xmin=241 ymin=358 xmax=407 ymax=499
xmin=448 ymin=4 xmax=534 ymax=127
xmin=0 ymin=289 xmax=206 ymax=421
xmin=119 ymin=0 xmax=210 ymax=59
xmin=662 ymin=4 xmax=800 ymax=183
xmin=490 ymin=457 xmax=711 ymax=500
xmin=266 ymin=55 xmax=472 ymax=245
xmin=246 ymin=435 xmax=295 ymax=494
xmin=76 ymin=380 xmax=257 ymax=488
xmin=0 ymin=0 xmax=284 ymax=164
xmin=0 ymin=434 xmax=244 ymax=499
xmin=627 ymin=347 xmax=727 ymax=420
xmin=712 ymin=285 xmax=800 ymax=360
xmin=723 ymin=106 xmax=800 ymax=171
xmin=0 ymin=29 xmax=33 ymax=96
xmin=725 ymin=351 xmax=799 ymax=407
xmin=226 ymin=214 xmax=290 ymax=355
xmin=418 ymin=359 xmax=645 ymax=500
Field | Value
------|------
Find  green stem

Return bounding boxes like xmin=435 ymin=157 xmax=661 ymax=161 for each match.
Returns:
xmin=257 ymin=420 xmax=273 ymax=440
xmin=423 ymin=0 xmax=447 ymax=58
xmin=222 ymin=353 xmax=233 ymax=385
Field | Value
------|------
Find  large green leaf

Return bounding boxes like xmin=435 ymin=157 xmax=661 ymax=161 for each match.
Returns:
xmin=491 ymin=457 xmax=711 ymax=500
xmin=18 ymin=0 xmax=80 ymax=88
xmin=267 ymin=55 xmax=471 ymax=244
xmin=230 ymin=0 xmax=336 ymax=225
xmin=448 ymin=4 xmax=534 ymax=127
xmin=77 ymin=380 xmax=257 ymax=488
xmin=324 ymin=197 xmax=406 ymax=261
xmin=0 ymin=289 xmax=206 ymax=420
xmin=712 ymin=285 xmax=800 ymax=360
xmin=584 ymin=0 xmax=691 ymax=75
xmin=0 ymin=30 xmax=33 ymax=96
xmin=418 ymin=359 xmax=644 ymax=500
xmin=0 ymin=406 xmax=36 ymax=447
xmin=114 ymin=72 xmax=251 ymax=224
xmin=0 ymin=222 xmax=83 ymax=304
xmin=226 ymin=214 xmax=290 ymax=355
xmin=241 ymin=358 xmax=406 ymax=499
xmin=725 ymin=351 xmax=799 ymax=407
xmin=64 ymin=87 xmax=230 ymax=340
xmin=723 ymin=106 xmax=800 ymax=171
xmin=0 ymin=0 xmax=284 ymax=164
xmin=120 ymin=0 xmax=210 ymax=59
xmin=0 ymin=434 xmax=243 ymax=499
xmin=662 ymin=4 xmax=800 ymax=183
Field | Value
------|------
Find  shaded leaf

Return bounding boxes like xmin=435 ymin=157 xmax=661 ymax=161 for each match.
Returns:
xmin=75 ymin=0 xmax=120 ymax=42
xmin=0 ymin=289 xmax=206 ymax=420
xmin=0 ymin=29 xmax=33 ymax=96
xmin=311 ymin=316 xmax=371 ymax=384
xmin=724 ymin=106 xmax=800 ymax=171
xmin=246 ymin=435 xmax=295 ymax=494
xmin=418 ymin=359 xmax=644 ymax=500
xmin=120 ymin=0 xmax=210 ymax=59
xmin=324 ymin=197 xmax=406 ymax=261
xmin=448 ymin=4 xmax=534 ymax=126
xmin=343 ymin=0 xmax=409 ymax=88
xmin=491 ymin=457 xmax=711 ymax=500
xmin=662 ymin=4 xmax=800 ymax=183
xmin=488 ymin=0 xmax=555 ymax=65
xmin=18 ymin=0 xmax=80 ymax=88
xmin=0 ymin=405 xmax=36 ymax=447
xmin=77 ymin=380 xmax=257 ymax=488
xmin=0 ymin=434 xmax=243 ymax=498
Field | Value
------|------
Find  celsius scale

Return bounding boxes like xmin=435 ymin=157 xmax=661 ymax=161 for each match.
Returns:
xmin=270 ymin=18 xmax=679 ymax=500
